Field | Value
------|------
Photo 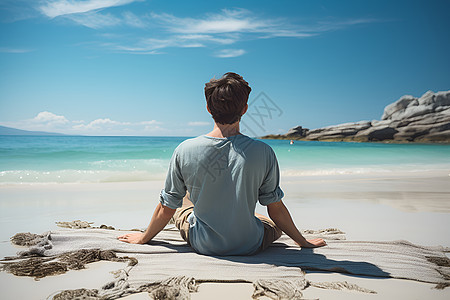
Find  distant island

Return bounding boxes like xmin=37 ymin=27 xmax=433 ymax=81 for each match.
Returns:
xmin=0 ymin=125 xmax=64 ymax=136
xmin=261 ymin=90 xmax=450 ymax=143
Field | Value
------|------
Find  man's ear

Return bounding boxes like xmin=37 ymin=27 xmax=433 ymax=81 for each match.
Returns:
xmin=206 ymin=105 xmax=211 ymax=114
xmin=241 ymin=104 xmax=248 ymax=116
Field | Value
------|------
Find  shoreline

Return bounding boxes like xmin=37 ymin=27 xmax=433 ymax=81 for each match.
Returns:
xmin=260 ymin=135 xmax=450 ymax=144
xmin=1 ymin=167 xmax=448 ymax=186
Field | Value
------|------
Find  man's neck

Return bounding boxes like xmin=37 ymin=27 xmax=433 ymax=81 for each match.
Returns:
xmin=206 ymin=122 xmax=241 ymax=138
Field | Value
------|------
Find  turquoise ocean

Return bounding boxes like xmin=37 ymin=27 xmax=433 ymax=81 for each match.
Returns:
xmin=1 ymin=135 xmax=450 ymax=184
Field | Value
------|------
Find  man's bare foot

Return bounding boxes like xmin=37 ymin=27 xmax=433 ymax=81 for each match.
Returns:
xmin=297 ymin=238 xmax=327 ymax=248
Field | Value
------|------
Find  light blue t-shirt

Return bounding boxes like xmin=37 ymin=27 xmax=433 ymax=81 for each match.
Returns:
xmin=159 ymin=134 xmax=284 ymax=255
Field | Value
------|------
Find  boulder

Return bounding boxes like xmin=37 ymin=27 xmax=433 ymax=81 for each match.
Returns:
xmin=285 ymin=126 xmax=309 ymax=138
xmin=261 ymin=90 xmax=450 ymax=143
xmin=382 ymin=90 xmax=450 ymax=121
xmin=306 ymin=121 xmax=372 ymax=141
xmin=382 ymin=95 xmax=417 ymax=120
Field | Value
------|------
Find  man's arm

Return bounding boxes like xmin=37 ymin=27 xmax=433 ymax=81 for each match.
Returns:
xmin=118 ymin=203 xmax=176 ymax=244
xmin=267 ymin=200 xmax=326 ymax=248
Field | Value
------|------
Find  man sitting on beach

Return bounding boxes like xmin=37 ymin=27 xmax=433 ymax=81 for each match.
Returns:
xmin=118 ymin=72 xmax=326 ymax=255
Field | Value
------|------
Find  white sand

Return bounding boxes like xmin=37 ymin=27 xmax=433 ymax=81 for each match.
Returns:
xmin=0 ymin=171 xmax=449 ymax=299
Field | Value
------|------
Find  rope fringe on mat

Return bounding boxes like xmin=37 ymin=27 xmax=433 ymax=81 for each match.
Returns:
xmin=50 ymin=276 xmax=198 ymax=300
xmin=252 ymin=278 xmax=308 ymax=299
xmin=56 ymin=220 xmax=140 ymax=231
xmin=251 ymin=278 xmax=377 ymax=299
xmin=309 ymin=281 xmax=377 ymax=294
xmin=56 ymin=220 xmax=116 ymax=231
xmin=10 ymin=232 xmax=45 ymax=246
xmin=147 ymin=276 xmax=198 ymax=300
xmin=1 ymin=247 xmax=136 ymax=280
xmin=52 ymin=288 xmax=99 ymax=300
xmin=426 ymin=255 xmax=450 ymax=289
xmin=49 ymin=276 xmax=378 ymax=300
xmin=56 ymin=220 xmax=93 ymax=229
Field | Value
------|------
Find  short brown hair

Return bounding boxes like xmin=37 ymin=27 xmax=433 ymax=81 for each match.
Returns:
xmin=204 ymin=72 xmax=252 ymax=124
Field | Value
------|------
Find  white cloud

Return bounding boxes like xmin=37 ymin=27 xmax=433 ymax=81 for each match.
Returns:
xmin=150 ymin=9 xmax=263 ymax=34
xmin=187 ymin=121 xmax=211 ymax=126
xmin=214 ymin=49 xmax=246 ymax=58
xmin=100 ymin=9 xmax=376 ymax=55
xmin=139 ymin=120 xmax=163 ymax=132
xmin=72 ymin=118 xmax=166 ymax=133
xmin=176 ymin=34 xmax=237 ymax=45
xmin=138 ymin=36 xmax=206 ymax=50
xmin=140 ymin=120 xmax=161 ymax=125
xmin=313 ymin=18 xmax=379 ymax=32
xmin=66 ymin=11 xmax=121 ymax=28
xmin=122 ymin=50 xmax=161 ymax=55
xmin=150 ymin=9 xmax=314 ymax=38
xmin=38 ymin=0 xmax=142 ymax=29
xmin=106 ymin=33 xmax=238 ymax=54
xmin=3 ymin=112 xmax=171 ymax=135
xmin=33 ymin=111 xmax=69 ymax=125
xmin=123 ymin=11 xmax=147 ymax=28
xmin=101 ymin=42 xmax=162 ymax=54
xmin=139 ymin=38 xmax=188 ymax=50
xmin=39 ymin=0 xmax=140 ymax=18
xmin=35 ymin=4 xmax=379 ymax=56
xmin=73 ymin=118 xmax=130 ymax=130
xmin=1 ymin=111 xmax=70 ymax=132
xmin=0 ymin=47 xmax=34 ymax=53
xmin=109 ymin=36 xmax=207 ymax=54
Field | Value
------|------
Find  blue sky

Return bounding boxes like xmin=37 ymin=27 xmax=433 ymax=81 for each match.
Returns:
xmin=0 ymin=0 xmax=449 ymax=136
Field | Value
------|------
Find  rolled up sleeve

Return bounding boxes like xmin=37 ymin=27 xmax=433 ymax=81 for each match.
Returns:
xmin=159 ymin=189 xmax=184 ymax=209
xmin=259 ymin=186 xmax=284 ymax=206
xmin=258 ymin=147 xmax=284 ymax=206
xmin=159 ymin=148 xmax=186 ymax=209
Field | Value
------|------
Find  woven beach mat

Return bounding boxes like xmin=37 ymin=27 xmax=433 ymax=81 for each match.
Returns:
xmin=1 ymin=223 xmax=449 ymax=299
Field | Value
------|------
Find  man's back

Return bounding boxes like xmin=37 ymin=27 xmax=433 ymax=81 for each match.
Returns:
xmin=160 ymin=134 xmax=283 ymax=255
xmin=118 ymin=72 xmax=325 ymax=251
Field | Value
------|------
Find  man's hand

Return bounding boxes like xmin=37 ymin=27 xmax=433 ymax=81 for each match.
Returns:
xmin=118 ymin=232 xmax=146 ymax=244
xmin=296 ymin=238 xmax=327 ymax=248
xmin=117 ymin=203 xmax=176 ymax=245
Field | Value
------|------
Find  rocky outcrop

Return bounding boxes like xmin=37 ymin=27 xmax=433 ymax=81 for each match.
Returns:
xmin=282 ymin=126 xmax=310 ymax=139
xmin=262 ymin=90 xmax=450 ymax=143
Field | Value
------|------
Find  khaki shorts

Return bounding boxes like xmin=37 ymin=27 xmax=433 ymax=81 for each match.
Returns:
xmin=173 ymin=205 xmax=194 ymax=246
xmin=173 ymin=205 xmax=282 ymax=252
xmin=258 ymin=217 xmax=282 ymax=251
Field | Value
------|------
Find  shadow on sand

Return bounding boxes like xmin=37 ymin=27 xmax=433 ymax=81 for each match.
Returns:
xmin=149 ymin=239 xmax=390 ymax=279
